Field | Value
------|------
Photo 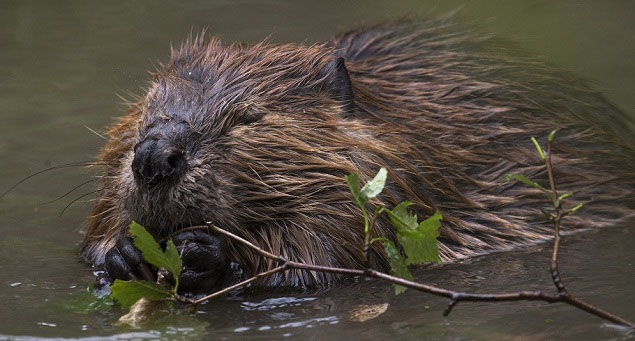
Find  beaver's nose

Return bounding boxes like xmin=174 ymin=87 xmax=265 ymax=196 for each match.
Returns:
xmin=131 ymin=139 xmax=186 ymax=187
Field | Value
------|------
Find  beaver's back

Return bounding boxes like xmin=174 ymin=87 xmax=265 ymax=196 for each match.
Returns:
xmin=331 ymin=21 xmax=635 ymax=259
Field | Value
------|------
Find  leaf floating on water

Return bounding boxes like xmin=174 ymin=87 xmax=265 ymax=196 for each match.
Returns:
xmin=348 ymin=303 xmax=389 ymax=322
xmin=64 ymin=286 xmax=115 ymax=314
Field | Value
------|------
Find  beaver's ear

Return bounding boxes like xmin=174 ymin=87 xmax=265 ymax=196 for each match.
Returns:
xmin=322 ymin=57 xmax=354 ymax=108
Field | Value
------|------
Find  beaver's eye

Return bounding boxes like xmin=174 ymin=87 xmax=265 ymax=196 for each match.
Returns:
xmin=214 ymin=108 xmax=263 ymax=137
xmin=239 ymin=111 xmax=261 ymax=125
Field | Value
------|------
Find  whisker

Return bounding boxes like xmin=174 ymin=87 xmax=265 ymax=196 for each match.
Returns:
xmin=38 ymin=179 xmax=98 ymax=205
xmin=1 ymin=160 xmax=116 ymax=199
xmin=60 ymin=190 xmax=99 ymax=216
xmin=88 ymin=205 xmax=116 ymax=219
xmin=84 ymin=125 xmax=107 ymax=140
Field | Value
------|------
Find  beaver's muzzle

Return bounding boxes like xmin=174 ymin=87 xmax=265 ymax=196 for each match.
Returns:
xmin=131 ymin=138 xmax=186 ymax=188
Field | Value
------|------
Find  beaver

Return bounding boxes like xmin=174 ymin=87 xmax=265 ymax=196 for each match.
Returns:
xmin=81 ymin=19 xmax=635 ymax=292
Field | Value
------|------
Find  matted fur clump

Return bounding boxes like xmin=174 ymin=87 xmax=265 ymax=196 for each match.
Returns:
xmin=81 ymin=19 xmax=635 ymax=289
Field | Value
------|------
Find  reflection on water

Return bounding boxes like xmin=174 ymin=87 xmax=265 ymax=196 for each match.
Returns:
xmin=241 ymin=296 xmax=319 ymax=311
xmin=0 ymin=0 xmax=633 ymax=339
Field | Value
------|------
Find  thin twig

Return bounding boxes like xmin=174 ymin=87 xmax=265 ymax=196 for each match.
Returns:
xmin=443 ymin=299 xmax=459 ymax=317
xmin=363 ymin=210 xmax=380 ymax=267
xmin=184 ymin=265 xmax=288 ymax=306
xmin=162 ymin=224 xmax=285 ymax=262
xmin=545 ymin=140 xmax=567 ymax=294
xmin=174 ymin=224 xmax=633 ymax=326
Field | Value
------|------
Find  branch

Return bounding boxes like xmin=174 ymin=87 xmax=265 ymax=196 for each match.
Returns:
xmin=184 ymin=265 xmax=288 ymax=305
xmin=172 ymin=223 xmax=633 ymax=326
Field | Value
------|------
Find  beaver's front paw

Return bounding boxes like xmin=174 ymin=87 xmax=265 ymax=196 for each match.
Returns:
xmin=104 ymin=237 xmax=156 ymax=282
xmin=171 ymin=230 xmax=237 ymax=292
xmin=104 ymin=231 xmax=241 ymax=293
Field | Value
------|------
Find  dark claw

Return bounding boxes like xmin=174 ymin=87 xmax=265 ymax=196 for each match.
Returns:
xmin=172 ymin=230 xmax=227 ymax=272
xmin=104 ymin=237 xmax=155 ymax=282
xmin=103 ymin=231 xmax=243 ymax=293
xmin=172 ymin=230 xmax=235 ymax=292
xmin=116 ymin=237 xmax=143 ymax=267
xmin=105 ymin=246 xmax=136 ymax=280
xmin=179 ymin=269 xmax=222 ymax=292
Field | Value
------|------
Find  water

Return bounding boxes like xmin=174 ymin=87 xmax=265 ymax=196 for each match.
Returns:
xmin=1 ymin=0 xmax=633 ymax=339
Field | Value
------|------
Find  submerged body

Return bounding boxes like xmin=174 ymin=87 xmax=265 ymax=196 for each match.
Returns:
xmin=81 ymin=20 xmax=635 ymax=290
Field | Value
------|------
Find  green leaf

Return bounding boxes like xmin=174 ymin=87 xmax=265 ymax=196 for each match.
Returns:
xmin=558 ymin=192 xmax=573 ymax=202
xmin=62 ymin=287 xmax=114 ymax=314
xmin=416 ymin=211 xmax=443 ymax=264
xmin=360 ymin=167 xmax=387 ymax=202
xmin=129 ymin=222 xmax=182 ymax=278
xmin=383 ymin=201 xmax=418 ymax=231
xmin=569 ymin=203 xmax=584 ymax=215
xmin=397 ymin=235 xmax=424 ymax=266
xmin=383 ymin=205 xmax=442 ymax=265
xmin=345 ymin=173 xmax=364 ymax=209
xmin=548 ymin=129 xmax=559 ymax=143
xmin=110 ymin=280 xmax=171 ymax=308
xmin=164 ymin=240 xmax=182 ymax=281
xmin=504 ymin=173 xmax=551 ymax=198
xmin=381 ymin=239 xmax=413 ymax=295
xmin=396 ymin=211 xmax=442 ymax=265
xmin=531 ymin=136 xmax=546 ymax=160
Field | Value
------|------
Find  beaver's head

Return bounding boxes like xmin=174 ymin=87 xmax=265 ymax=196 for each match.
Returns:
xmin=116 ymin=37 xmax=358 ymax=237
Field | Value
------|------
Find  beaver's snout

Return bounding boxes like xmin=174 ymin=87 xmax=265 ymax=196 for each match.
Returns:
xmin=131 ymin=138 xmax=186 ymax=188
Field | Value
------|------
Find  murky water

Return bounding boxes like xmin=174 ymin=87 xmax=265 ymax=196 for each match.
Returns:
xmin=1 ymin=1 xmax=634 ymax=339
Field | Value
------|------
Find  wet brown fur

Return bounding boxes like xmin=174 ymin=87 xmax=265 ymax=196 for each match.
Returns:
xmin=81 ymin=19 xmax=635 ymax=288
